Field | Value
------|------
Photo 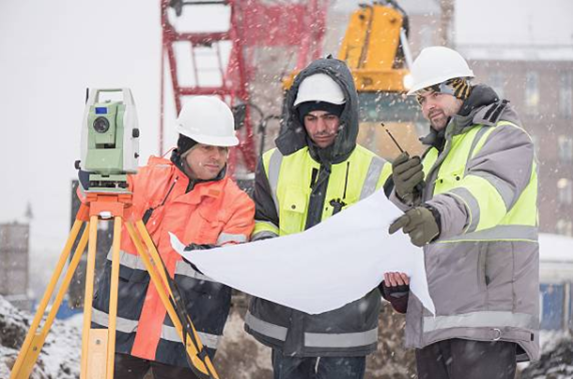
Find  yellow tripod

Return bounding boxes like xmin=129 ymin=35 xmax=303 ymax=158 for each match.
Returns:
xmin=10 ymin=192 xmax=219 ymax=379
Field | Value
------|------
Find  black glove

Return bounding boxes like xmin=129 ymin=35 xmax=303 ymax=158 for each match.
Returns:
xmin=389 ymin=205 xmax=440 ymax=247
xmin=182 ymin=243 xmax=215 ymax=274
xmin=381 ymin=282 xmax=409 ymax=298
xmin=379 ymin=281 xmax=409 ymax=314
xmin=392 ymin=152 xmax=424 ymax=204
xmin=184 ymin=243 xmax=215 ymax=252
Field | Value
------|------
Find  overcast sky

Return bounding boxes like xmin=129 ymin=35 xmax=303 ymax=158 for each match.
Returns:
xmin=456 ymin=0 xmax=573 ymax=47
xmin=1 ymin=1 xmax=163 ymax=256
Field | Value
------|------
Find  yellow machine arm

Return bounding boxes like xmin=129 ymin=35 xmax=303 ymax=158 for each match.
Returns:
xmin=338 ymin=2 xmax=410 ymax=92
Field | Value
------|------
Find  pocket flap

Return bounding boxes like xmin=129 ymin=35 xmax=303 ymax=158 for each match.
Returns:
xmin=283 ymin=188 xmax=307 ymax=214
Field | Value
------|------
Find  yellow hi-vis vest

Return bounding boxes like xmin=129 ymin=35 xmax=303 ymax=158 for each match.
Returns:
xmin=246 ymin=144 xmax=391 ymax=356
xmin=423 ymin=120 xmax=538 ymax=238
xmin=253 ymin=145 xmax=392 ymax=238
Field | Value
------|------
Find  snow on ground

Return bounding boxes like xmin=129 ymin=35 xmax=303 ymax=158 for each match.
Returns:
xmin=539 ymin=234 xmax=573 ymax=263
xmin=519 ymin=330 xmax=571 ymax=373
xmin=540 ymin=330 xmax=571 ymax=354
xmin=0 ymin=346 xmax=13 ymax=379
xmin=214 ymin=308 xmax=273 ymax=379
xmin=0 ymin=295 xmax=81 ymax=378
xmin=522 ymin=337 xmax=573 ymax=379
xmin=3 ymin=294 xmax=573 ymax=378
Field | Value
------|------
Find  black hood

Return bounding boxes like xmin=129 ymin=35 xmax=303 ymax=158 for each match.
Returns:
xmin=275 ymin=58 xmax=359 ymax=165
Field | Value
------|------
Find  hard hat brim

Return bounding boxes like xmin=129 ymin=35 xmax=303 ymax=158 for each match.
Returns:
xmin=175 ymin=124 xmax=239 ymax=147
xmin=293 ymin=96 xmax=346 ymax=107
xmin=406 ymin=71 xmax=475 ymax=96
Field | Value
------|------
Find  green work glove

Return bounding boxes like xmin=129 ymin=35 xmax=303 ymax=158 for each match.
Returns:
xmin=388 ymin=206 xmax=440 ymax=247
xmin=392 ymin=152 xmax=424 ymax=204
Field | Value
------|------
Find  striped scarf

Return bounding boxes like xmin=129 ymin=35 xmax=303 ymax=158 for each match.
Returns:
xmin=416 ymin=78 xmax=472 ymax=104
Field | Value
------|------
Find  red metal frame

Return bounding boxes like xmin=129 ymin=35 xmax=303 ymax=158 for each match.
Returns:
xmin=159 ymin=0 xmax=328 ymax=175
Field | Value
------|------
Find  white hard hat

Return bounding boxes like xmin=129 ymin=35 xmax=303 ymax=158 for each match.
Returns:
xmin=293 ymin=73 xmax=346 ymax=107
xmin=407 ymin=46 xmax=474 ymax=95
xmin=175 ymin=96 xmax=239 ymax=147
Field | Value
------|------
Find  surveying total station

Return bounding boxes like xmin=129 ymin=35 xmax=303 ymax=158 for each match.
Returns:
xmin=10 ymin=89 xmax=219 ymax=379
xmin=77 ymin=88 xmax=139 ymax=191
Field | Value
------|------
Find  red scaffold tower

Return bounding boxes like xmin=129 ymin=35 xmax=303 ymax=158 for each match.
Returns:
xmin=160 ymin=0 xmax=328 ymax=178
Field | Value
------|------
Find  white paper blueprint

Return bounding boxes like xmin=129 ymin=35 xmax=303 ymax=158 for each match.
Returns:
xmin=170 ymin=190 xmax=435 ymax=315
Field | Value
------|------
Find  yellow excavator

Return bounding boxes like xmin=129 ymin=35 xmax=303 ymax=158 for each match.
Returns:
xmin=285 ymin=0 xmax=425 ymax=160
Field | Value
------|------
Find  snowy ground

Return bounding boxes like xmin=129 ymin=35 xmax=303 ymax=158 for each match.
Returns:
xmin=0 ymin=296 xmax=81 ymax=379
xmin=3 ymin=294 xmax=573 ymax=379
xmin=215 ymin=309 xmax=273 ymax=379
xmin=540 ymin=330 xmax=571 ymax=354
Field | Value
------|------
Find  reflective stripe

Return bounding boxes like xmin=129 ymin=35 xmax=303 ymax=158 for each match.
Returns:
xmin=161 ymin=325 xmax=220 ymax=349
xmin=439 ymin=225 xmax=538 ymax=242
xmin=254 ymin=220 xmax=279 ymax=232
xmin=246 ymin=311 xmax=378 ymax=349
xmin=449 ymin=187 xmax=480 ymax=233
xmin=360 ymin=157 xmax=385 ymax=200
xmin=304 ymin=328 xmax=378 ymax=348
xmin=94 ymin=309 xmax=222 ymax=349
xmin=252 ymin=230 xmax=279 ymax=241
xmin=470 ymin=172 xmax=516 ymax=210
xmin=424 ymin=311 xmax=539 ymax=333
xmin=245 ymin=311 xmax=287 ymax=341
xmin=174 ymin=260 xmax=217 ymax=283
xmin=216 ymin=232 xmax=247 ymax=245
xmin=92 ymin=308 xmax=139 ymax=334
xmin=267 ymin=149 xmax=284 ymax=216
xmin=466 ymin=125 xmax=493 ymax=164
xmin=253 ymin=220 xmax=279 ymax=240
xmin=107 ymin=249 xmax=147 ymax=271
xmin=470 ymin=125 xmax=499 ymax=159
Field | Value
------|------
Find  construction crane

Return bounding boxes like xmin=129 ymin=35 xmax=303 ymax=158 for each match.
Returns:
xmin=284 ymin=0 xmax=425 ymax=160
xmin=160 ymin=0 xmax=329 ymax=187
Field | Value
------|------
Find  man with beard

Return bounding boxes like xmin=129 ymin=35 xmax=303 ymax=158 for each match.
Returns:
xmin=387 ymin=46 xmax=539 ymax=379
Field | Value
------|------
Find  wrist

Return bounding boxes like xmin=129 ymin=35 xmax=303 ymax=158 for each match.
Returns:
xmin=421 ymin=204 xmax=442 ymax=239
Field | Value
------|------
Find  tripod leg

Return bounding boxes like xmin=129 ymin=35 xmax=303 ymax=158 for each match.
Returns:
xmin=105 ymin=216 xmax=122 ymax=378
xmin=81 ymin=215 xmax=108 ymax=379
xmin=129 ymin=221 xmax=220 ymax=379
xmin=10 ymin=219 xmax=87 ymax=379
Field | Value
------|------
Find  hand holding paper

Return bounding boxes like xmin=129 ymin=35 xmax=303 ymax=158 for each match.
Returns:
xmin=171 ymin=190 xmax=435 ymax=315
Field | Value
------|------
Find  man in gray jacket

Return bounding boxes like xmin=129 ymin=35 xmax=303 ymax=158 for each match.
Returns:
xmin=387 ymin=46 xmax=539 ymax=379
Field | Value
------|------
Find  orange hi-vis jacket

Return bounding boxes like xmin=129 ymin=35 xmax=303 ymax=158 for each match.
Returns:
xmin=88 ymin=155 xmax=255 ymax=368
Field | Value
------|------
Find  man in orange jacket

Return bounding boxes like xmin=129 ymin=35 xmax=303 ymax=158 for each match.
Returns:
xmin=82 ymin=96 xmax=255 ymax=378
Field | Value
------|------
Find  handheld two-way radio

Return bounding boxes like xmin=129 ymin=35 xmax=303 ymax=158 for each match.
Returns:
xmin=382 ymin=123 xmax=425 ymax=194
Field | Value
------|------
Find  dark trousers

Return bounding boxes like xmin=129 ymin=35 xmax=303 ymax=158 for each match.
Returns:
xmin=114 ymin=353 xmax=199 ymax=379
xmin=416 ymin=339 xmax=517 ymax=379
xmin=272 ymin=349 xmax=366 ymax=379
